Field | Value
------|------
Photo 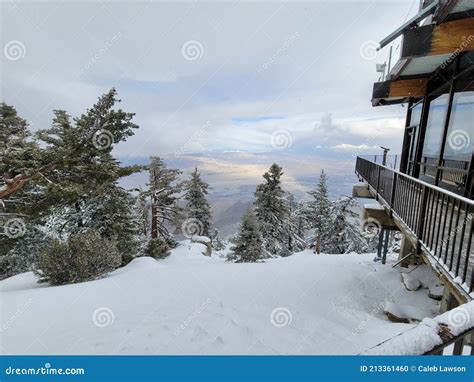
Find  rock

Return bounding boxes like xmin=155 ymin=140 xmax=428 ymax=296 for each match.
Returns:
xmin=401 ymin=273 xmax=421 ymax=291
xmin=428 ymin=284 xmax=444 ymax=300
xmin=384 ymin=310 xmax=411 ymax=324
xmin=383 ymin=301 xmax=424 ymax=323
xmin=191 ymin=236 xmax=212 ymax=257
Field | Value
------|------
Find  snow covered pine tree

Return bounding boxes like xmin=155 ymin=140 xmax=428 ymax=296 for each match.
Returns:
xmin=183 ymin=167 xmax=212 ymax=237
xmin=143 ymin=156 xmax=182 ymax=257
xmin=305 ymin=169 xmax=332 ymax=253
xmin=254 ymin=163 xmax=288 ymax=256
xmin=229 ymin=209 xmax=264 ymax=262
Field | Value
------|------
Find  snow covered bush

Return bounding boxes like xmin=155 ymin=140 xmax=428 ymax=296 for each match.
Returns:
xmin=34 ymin=230 xmax=121 ymax=285
xmin=144 ymin=238 xmax=170 ymax=260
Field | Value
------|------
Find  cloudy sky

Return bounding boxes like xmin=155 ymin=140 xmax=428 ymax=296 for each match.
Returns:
xmin=2 ymin=0 xmax=415 ymax=194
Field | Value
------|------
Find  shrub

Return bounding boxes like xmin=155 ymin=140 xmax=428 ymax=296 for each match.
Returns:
xmin=144 ymin=238 xmax=170 ymax=260
xmin=34 ymin=230 xmax=121 ymax=285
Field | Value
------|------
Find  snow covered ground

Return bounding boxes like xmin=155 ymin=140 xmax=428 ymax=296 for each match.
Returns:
xmin=0 ymin=242 xmax=440 ymax=355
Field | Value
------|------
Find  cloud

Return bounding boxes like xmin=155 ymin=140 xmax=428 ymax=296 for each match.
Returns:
xmin=330 ymin=143 xmax=380 ymax=152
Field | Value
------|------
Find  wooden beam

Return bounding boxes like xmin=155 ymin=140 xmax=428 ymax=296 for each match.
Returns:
xmin=431 ymin=18 xmax=474 ymax=55
xmin=388 ymin=78 xmax=428 ymax=97
xmin=402 ymin=18 xmax=474 ymax=59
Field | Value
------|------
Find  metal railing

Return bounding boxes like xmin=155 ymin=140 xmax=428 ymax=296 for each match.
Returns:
xmin=356 ymin=156 xmax=474 ymax=294
xmin=419 ymin=156 xmax=471 ymax=190
xmin=359 ymin=154 xmax=400 ymax=170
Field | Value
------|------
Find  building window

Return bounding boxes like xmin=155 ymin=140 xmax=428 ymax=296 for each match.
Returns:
xmin=444 ymin=91 xmax=473 ymax=162
xmin=422 ymin=94 xmax=450 ymax=159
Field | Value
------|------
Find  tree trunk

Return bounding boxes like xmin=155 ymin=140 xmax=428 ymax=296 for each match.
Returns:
xmin=75 ymin=201 xmax=83 ymax=228
xmin=151 ymin=203 xmax=157 ymax=239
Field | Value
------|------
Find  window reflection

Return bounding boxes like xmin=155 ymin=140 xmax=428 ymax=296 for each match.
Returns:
xmin=444 ymin=91 xmax=473 ymax=162
xmin=422 ymin=94 xmax=449 ymax=159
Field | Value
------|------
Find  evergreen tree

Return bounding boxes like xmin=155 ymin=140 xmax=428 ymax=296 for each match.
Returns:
xmin=254 ymin=163 xmax=288 ymax=255
xmin=283 ymin=193 xmax=306 ymax=254
xmin=144 ymin=156 xmax=182 ymax=243
xmin=324 ymin=197 xmax=368 ymax=254
xmin=33 ymin=89 xmax=142 ymax=265
xmin=229 ymin=209 xmax=264 ymax=262
xmin=183 ymin=168 xmax=212 ymax=237
xmin=35 ymin=88 xmax=141 ymax=218
xmin=0 ymin=103 xmax=42 ymax=259
xmin=305 ymin=169 xmax=332 ymax=252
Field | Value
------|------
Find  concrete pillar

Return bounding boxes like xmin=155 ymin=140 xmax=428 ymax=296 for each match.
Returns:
xmin=398 ymin=234 xmax=415 ymax=267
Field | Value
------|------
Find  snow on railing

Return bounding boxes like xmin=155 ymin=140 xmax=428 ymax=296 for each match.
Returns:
xmin=361 ymin=301 xmax=474 ymax=355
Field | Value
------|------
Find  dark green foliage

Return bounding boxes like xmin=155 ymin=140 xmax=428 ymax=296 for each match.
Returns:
xmin=229 ymin=209 xmax=264 ymax=263
xmin=144 ymin=238 xmax=170 ymax=260
xmin=34 ymin=229 xmax=121 ymax=285
xmin=1 ymin=103 xmax=43 ymax=256
xmin=35 ymin=89 xmax=141 ymax=209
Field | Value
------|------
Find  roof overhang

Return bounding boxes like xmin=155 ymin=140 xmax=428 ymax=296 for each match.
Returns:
xmin=372 ymin=78 xmax=428 ymax=106
xmin=372 ymin=14 xmax=474 ymax=106
xmin=400 ymin=17 xmax=474 ymax=60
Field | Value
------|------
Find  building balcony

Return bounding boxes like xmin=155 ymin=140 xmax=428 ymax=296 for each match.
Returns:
xmin=355 ymin=156 xmax=474 ymax=299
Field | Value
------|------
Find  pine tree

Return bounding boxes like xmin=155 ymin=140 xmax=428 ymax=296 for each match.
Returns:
xmin=0 ymin=103 xmax=42 ymax=259
xmin=183 ymin=168 xmax=212 ymax=237
xmin=324 ymin=197 xmax=368 ymax=254
xmin=229 ymin=209 xmax=264 ymax=262
xmin=254 ymin=163 xmax=288 ymax=255
xmin=35 ymin=88 xmax=141 ymax=218
xmin=283 ymin=193 xmax=307 ymax=254
xmin=145 ymin=156 xmax=182 ymax=243
xmin=0 ymin=103 xmax=42 ymax=202
xmin=305 ymin=169 xmax=332 ymax=252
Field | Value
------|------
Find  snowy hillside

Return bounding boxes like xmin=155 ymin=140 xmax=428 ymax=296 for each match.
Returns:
xmin=0 ymin=242 xmax=439 ymax=355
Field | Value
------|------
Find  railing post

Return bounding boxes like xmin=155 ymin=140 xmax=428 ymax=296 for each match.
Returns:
xmin=389 ymin=173 xmax=398 ymax=217
xmin=416 ymin=184 xmax=429 ymax=252
xmin=375 ymin=166 xmax=381 ymax=200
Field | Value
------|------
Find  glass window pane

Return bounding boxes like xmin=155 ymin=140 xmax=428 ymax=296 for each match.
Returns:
xmin=422 ymin=94 xmax=449 ymax=159
xmin=444 ymin=91 xmax=474 ymax=162
xmin=410 ymin=103 xmax=422 ymax=126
